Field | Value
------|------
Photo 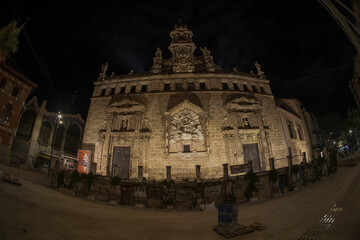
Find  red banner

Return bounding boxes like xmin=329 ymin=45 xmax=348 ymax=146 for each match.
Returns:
xmin=77 ymin=150 xmax=91 ymax=174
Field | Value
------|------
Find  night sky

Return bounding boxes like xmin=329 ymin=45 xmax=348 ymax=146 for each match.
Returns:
xmin=0 ymin=0 xmax=356 ymax=120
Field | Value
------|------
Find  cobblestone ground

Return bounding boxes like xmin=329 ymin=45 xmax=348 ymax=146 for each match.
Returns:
xmin=0 ymin=156 xmax=359 ymax=240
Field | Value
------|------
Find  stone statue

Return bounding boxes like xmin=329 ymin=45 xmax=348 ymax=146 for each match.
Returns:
xmin=100 ymin=62 xmax=108 ymax=77
xmin=128 ymin=69 xmax=134 ymax=75
xmin=151 ymin=48 xmax=163 ymax=73
xmin=233 ymin=67 xmax=239 ymax=73
xmin=200 ymin=47 xmax=215 ymax=72
xmin=255 ymin=61 xmax=266 ymax=79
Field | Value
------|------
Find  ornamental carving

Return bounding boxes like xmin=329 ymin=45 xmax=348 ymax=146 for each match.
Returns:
xmin=170 ymin=109 xmax=204 ymax=143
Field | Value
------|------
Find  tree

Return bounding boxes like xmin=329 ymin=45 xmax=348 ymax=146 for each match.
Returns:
xmin=0 ymin=21 xmax=21 ymax=62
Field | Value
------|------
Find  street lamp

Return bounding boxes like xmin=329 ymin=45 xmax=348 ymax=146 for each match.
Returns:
xmin=48 ymin=112 xmax=63 ymax=175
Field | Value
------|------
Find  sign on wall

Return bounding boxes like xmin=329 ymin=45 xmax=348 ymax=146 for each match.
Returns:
xmin=230 ymin=162 xmax=252 ymax=175
xmin=77 ymin=150 xmax=91 ymax=174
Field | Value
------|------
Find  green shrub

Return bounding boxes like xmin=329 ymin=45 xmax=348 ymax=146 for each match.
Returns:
xmin=268 ymin=170 xmax=278 ymax=183
xmin=163 ymin=198 xmax=174 ymax=206
xmin=70 ymin=170 xmax=79 ymax=187
xmin=86 ymin=172 xmax=96 ymax=188
xmin=291 ymin=164 xmax=300 ymax=174
xmin=244 ymin=170 xmax=259 ymax=199
xmin=110 ymin=176 xmax=121 ymax=186
xmin=57 ymin=170 xmax=65 ymax=188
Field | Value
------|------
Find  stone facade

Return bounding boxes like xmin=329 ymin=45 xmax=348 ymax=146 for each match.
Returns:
xmin=83 ymin=23 xmax=312 ymax=180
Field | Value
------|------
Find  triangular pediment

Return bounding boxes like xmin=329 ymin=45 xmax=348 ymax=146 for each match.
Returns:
xmin=107 ymin=97 xmax=145 ymax=113
xmin=225 ymin=96 xmax=261 ymax=112
xmin=167 ymin=99 xmax=205 ymax=116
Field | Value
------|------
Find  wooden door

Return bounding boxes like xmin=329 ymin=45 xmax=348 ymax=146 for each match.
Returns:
xmin=243 ymin=143 xmax=261 ymax=172
xmin=113 ymin=147 xmax=130 ymax=179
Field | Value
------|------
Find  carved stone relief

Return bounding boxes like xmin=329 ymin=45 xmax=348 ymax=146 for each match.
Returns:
xmin=170 ymin=109 xmax=204 ymax=144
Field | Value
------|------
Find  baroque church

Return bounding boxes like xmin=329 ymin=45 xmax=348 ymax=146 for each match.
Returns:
xmin=82 ymin=23 xmax=313 ymax=180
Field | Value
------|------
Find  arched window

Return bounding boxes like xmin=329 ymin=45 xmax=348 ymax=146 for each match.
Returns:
xmin=0 ymin=79 xmax=6 ymax=89
xmin=16 ymin=109 xmax=36 ymax=140
xmin=1 ymin=103 xmax=12 ymax=124
xmin=38 ymin=121 xmax=52 ymax=146
xmin=18 ymin=89 xmax=26 ymax=100
xmin=12 ymin=87 xmax=19 ymax=97
xmin=5 ymin=82 xmax=13 ymax=93
xmin=64 ymin=124 xmax=81 ymax=154
xmin=53 ymin=124 xmax=64 ymax=150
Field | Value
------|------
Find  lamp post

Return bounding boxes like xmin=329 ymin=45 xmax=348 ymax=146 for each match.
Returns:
xmin=48 ymin=112 xmax=63 ymax=175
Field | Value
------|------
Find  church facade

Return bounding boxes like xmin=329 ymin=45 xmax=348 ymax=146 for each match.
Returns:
xmin=83 ymin=24 xmax=312 ymax=180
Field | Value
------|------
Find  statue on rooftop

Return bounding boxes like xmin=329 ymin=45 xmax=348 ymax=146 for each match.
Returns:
xmin=151 ymin=48 xmax=163 ymax=73
xmin=200 ymin=47 xmax=215 ymax=72
xmin=255 ymin=61 xmax=266 ymax=79
xmin=99 ymin=62 xmax=108 ymax=78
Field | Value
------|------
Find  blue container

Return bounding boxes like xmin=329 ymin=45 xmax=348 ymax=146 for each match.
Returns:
xmin=218 ymin=203 xmax=238 ymax=232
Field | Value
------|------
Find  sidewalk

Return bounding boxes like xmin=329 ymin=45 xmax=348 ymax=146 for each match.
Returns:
xmin=0 ymin=161 xmax=51 ymax=187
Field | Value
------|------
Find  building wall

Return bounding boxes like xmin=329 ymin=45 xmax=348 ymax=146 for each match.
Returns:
xmin=10 ymin=97 xmax=85 ymax=167
xmin=0 ymin=61 xmax=37 ymax=159
xmin=83 ymin=72 xmax=311 ymax=180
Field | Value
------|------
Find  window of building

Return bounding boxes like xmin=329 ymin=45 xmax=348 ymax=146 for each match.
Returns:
xmin=164 ymin=83 xmax=171 ymax=91
xmin=16 ymin=109 xmax=36 ymax=140
xmin=53 ymin=124 xmax=64 ymax=150
xmin=0 ymin=79 xmax=6 ymax=89
xmin=260 ymin=86 xmax=266 ymax=93
xmin=176 ymin=82 xmax=183 ymax=90
xmin=252 ymin=85 xmax=258 ymax=93
xmin=12 ymin=87 xmax=19 ymax=97
xmin=200 ymin=82 xmax=206 ymax=90
xmin=287 ymin=123 xmax=295 ymax=139
xmin=110 ymin=87 xmax=115 ymax=95
xmin=120 ymin=86 xmax=126 ymax=94
xmin=64 ymin=124 xmax=81 ymax=154
xmin=187 ymin=82 xmax=195 ymax=90
xmin=100 ymin=88 xmax=106 ymax=96
xmin=233 ymin=83 xmax=240 ymax=90
xmin=38 ymin=121 xmax=52 ymax=146
xmin=297 ymin=126 xmax=304 ymax=140
xmin=141 ymin=84 xmax=147 ymax=92
xmin=5 ymin=82 xmax=13 ymax=93
xmin=183 ymin=144 xmax=191 ymax=152
xmin=1 ymin=103 xmax=12 ymax=124
xmin=222 ymin=82 xmax=229 ymax=90
xmin=130 ymin=85 xmax=136 ymax=93
xmin=18 ymin=89 xmax=26 ymax=100
xmin=243 ymin=84 xmax=250 ymax=91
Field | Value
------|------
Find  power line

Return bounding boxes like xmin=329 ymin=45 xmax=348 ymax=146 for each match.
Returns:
xmin=279 ymin=64 xmax=353 ymax=88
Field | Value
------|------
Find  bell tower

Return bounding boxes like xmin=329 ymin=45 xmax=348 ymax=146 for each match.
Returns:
xmin=168 ymin=21 xmax=196 ymax=73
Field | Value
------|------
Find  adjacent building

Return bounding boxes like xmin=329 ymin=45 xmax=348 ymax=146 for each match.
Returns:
xmin=0 ymin=58 xmax=37 ymax=159
xmin=83 ymin=24 xmax=313 ymax=180
xmin=11 ymin=97 xmax=85 ymax=171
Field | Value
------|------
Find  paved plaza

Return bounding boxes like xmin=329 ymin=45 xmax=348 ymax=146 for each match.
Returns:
xmin=0 ymin=156 xmax=359 ymax=240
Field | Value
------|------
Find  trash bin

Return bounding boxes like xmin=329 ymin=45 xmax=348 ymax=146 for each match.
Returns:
xmin=218 ymin=202 xmax=238 ymax=233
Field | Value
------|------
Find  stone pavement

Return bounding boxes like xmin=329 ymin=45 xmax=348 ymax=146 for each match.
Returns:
xmin=0 ymin=156 xmax=359 ymax=240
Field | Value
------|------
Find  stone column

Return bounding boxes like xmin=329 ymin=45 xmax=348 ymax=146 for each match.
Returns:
xmin=223 ymin=164 xmax=229 ymax=181
xmin=138 ymin=166 xmax=143 ymax=181
xmin=269 ymin=158 xmax=275 ymax=170
xmin=287 ymin=155 xmax=293 ymax=191
xmin=195 ymin=165 xmax=201 ymax=182
xmin=166 ymin=166 xmax=171 ymax=181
